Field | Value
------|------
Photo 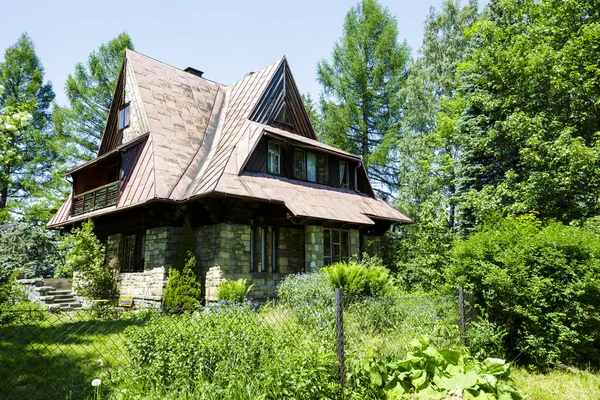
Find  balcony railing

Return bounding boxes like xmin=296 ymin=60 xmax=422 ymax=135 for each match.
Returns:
xmin=72 ymin=181 xmax=120 ymax=216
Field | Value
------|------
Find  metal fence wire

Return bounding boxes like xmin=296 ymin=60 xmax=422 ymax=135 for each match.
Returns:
xmin=0 ymin=291 xmax=470 ymax=400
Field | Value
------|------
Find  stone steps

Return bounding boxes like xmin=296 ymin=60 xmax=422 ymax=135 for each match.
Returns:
xmin=36 ymin=287 xmax=82 ymax=311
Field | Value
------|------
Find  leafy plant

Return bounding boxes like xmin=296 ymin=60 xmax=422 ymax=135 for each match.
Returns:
xmin=277 ymin=271 xmax=332 ymax=305
xmin=58 ymin=220 xmax=116 ymax=300
xmin=324 ymin=260 xmax=391 ymax=298
xmin=217 ymin=278 xmax=253 ymax=303
xmin=349 ymin=336 xmax=523 ymax=399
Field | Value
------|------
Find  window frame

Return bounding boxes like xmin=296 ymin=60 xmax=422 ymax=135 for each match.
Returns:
xmin=120 ymin=233 xmax=145 ymax=273
xmin=250 ymin=226 xmax=278 ymax=273
xmin=339 ymin=160 xmax=349 ymax=188
xmin=294 ymin=149 xmax=306 ymax=180
xmin=267 ymin=141 xmax=281 ymax=175
xmin=118 ymin=103 xmax=131 ymax=131
xmin=323 ymin=229 xmax=350 ymax=266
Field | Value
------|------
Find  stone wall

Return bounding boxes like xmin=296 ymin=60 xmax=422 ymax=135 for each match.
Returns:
xmin=350 ymin=229 xmax=360 ymax=257
xmin=278 ymin=227 xmax=304 ymax=274
xmin=304 ymin=225 xmax=324 ymax=272
xmin=114 ymin=226 xmax=181 ymax=307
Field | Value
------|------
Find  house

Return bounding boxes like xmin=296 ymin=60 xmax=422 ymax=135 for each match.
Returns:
xmin=48 ymin=50 xmax=411 ymax=306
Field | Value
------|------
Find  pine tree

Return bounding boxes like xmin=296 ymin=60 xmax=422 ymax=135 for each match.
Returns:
xmin=53 ymin=33 xmax=134 ymax=160
xmin=162 ymin=218 xmax=202 ymax=308
xmin=316 ymin=0 xmax=410 ymax=198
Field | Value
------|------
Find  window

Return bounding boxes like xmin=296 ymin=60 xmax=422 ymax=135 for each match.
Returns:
xmin=339 ymin=161 xmax=349 ymax=188
xmin=250 ymin=226 xmax=278 ymax=273
xmin=323 ymin=229 xmax=350 ymax=265
xmin=121 ymin=233 xmax=145 ymax=272
xmin=275 ymin=103 xmax=293 ymax=126
xmin=294 ymin=149 xmax=306 ymax=180
xmin=307 ymin=152 xmax=317 ymax=182
xmin=267 ymin=141 xmax=280 ymax=175
xmin=119 ymin=104 xmax=130 ymax=130
xmin=317 ymin=156 xmax=328 ymax=184
xmin=107 ymin=163 xmax=120 ymax=183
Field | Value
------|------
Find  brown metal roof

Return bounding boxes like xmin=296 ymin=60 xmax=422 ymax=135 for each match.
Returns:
xmin=48 ymin=51 xmax=411 ymax=228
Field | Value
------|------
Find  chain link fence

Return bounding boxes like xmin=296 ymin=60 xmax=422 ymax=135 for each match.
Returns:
xmin=0 ymin=291 xmax=471 ymax=399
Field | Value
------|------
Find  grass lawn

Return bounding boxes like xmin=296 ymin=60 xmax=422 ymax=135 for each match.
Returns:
xmin=0 ymin=310 xmax=147 ymax=400
xmin=513 ymin=367 xmax=600 ymax=400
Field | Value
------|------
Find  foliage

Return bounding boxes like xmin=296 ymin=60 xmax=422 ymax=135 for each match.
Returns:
xmin=512 ymin=367 xmax=600 ymax=400
xmin=0 ymin=221 xmax=61 ymax=280
xmin=0 ymin=271 xmax=24 ymax=305
xmin=448 ymin=215 xmax=600 ymax=367
xmin=57 ymin=220 xmax=116 ymax=300
xmin=162 ymin=254 xmax=202 ymax=308
xmin=323 ymin=260 xmax=391 ymax=298
xmin=217 ymin=278 xmax=253 ymax=303
xmin=316 ymin=0 xmax=410 ymax=198
xmin=162 ymin=218 xmax=202 ymax=308
xmin=277 ymin=271 xmax=333 ymax=305
xmin=0 ymin=33 xmax=68 ymax=223
xmin=53 ymin=33 xmax=134 ymax=160
xmin=121 ymin=303 xmax=340 ymax=399
xmin=457 ymin=0 xmax=600 ymax=227
xmin=376 ymin=337 xmax=523 ymax=399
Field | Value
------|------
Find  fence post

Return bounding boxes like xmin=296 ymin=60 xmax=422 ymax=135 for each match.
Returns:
xmin=335 ymin=287 xmax=345 ymax=388
xmin=459 ymin=286 xmax=466 ymax=345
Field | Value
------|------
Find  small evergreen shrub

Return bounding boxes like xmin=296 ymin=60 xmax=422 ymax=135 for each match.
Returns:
xmin=162 ymin=216 xmax=203 ymax=308
xmin=217 ymin=278 xmax=253 ymax=303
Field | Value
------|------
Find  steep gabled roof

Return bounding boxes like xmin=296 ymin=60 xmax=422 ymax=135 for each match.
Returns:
xmin=48 ymin=51 xmax=410 ymax=228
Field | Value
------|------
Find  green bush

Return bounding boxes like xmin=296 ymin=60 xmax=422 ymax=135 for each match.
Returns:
xmin=448 ymin=215 xmax=600 ymax=367
xmin=57 ymin=220 xmax=116 ymax=300
xmin=162 ymin=253 xmax=202 ymax=308
xmin=324 ymin=260 xmax=391 ymax=298
xmin=162 ymin=218 xmax=202 ymax=308
xmin=217 ymin=278 xmax=253 ymax=303
xmin=277 ymin=271 xmax=332 ymax=305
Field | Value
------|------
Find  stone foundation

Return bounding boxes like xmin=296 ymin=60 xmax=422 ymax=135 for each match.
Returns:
xmin=305 ymin=225 xmax=324 ymax=272
xmin=117 ymin=266 xmax=167 ymax=303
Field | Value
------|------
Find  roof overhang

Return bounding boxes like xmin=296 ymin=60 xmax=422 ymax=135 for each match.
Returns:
xmin=66 ymin=133 xmax=149 ymax=175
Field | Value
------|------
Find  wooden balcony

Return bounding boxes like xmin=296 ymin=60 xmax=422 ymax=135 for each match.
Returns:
xmin=72 ymin=181 xmax=119 ymax=216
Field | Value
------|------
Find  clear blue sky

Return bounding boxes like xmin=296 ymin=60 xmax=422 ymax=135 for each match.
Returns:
xmin=1 ymin=0 xmax=486 ymax=106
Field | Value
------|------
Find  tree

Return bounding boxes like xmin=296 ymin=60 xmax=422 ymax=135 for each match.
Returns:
xmin=162 ymin=218 xmax=202 ymax=308
xmin=0 ymin=221 xmax=61 ymax=280
xmin=316 ymin=0 xmax=411 ymax=198
xmin=457 ymin=0 xmax=600 ymax=227
xmin=53 ymin=33 xmax=134 ymax=160
xmin=0 ymin=34 xmax=69 ymax=223
xmin=301 ymin=93 xmax=322 ymax=139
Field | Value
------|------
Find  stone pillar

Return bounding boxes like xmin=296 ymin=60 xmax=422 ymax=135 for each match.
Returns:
xmin=349 ymin=230 xmax=360 ymax=258
xmin=278 ymin=227 xmax=305 ymax=274
xmin=304 ymin=225 xmax=324 ymax=272
xmin=144 ymin=226 xmax=181 ymax=270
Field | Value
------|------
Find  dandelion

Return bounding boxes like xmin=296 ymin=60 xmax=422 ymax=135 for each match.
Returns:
xmin=91 ymin=378 xmax=101 ymax=387
xmin=97 ymin=359 xmax=104 ymax=366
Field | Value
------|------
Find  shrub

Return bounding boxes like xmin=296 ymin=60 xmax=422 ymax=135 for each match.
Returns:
xmin=162 ymin=218 xmax=202 ymax=308
xmin=163 ymin=253 xmax=202 ymax=308
xmin=324 ymin=260 xmax=391 ymax=298
xmin=448 ymin=215 xmax=600 ymax=367
xmin=277 ymin=271 xmax=332 ymax=305
xmin=58 ymin=220 xmax=116 ymax=300
xmin=217 ymin=278 xmax=253 ymax=303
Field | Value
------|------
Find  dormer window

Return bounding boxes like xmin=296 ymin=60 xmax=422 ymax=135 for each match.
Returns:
xmin=294 ymin=149 xmax=306 ymax=180
xmin=119 ymin=104 xmax=130 ymax=130
xmin=275 ymin=103 xmax=293 ymax=126
xmin=267 ymin=141 xmax=280 ymax=175
xmin=307 ymin=153 xmax=317 ymax=182
xmin=340 ymin=161 xmax=349 ymax=188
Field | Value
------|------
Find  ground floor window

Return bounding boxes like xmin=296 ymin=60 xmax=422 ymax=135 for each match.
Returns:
xmin=324 ymin=229 xmax=349 ymax=266
xmin=121 ymin=233 xmax=145 ymax=272
xmin=251 ymin=226 xmax=278 ymax=273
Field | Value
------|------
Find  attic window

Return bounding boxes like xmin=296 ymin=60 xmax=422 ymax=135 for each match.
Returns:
xmin=340 ymin=161 xmax=349 ymax=188
xmin=275 ymin=103 xmax=293 ymax=126
xmin=268 ymin=141 xmax=280 ymax=175
xmin=119 ymin=104 xmax=130 ymax=130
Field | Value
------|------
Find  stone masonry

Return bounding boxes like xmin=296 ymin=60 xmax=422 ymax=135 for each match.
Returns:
xmin=304 ymin=225 xmax=324 ymax=272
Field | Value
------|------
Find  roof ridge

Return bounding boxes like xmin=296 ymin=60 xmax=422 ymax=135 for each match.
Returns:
xmin=125 ymin=49 xmax=228 ymax=87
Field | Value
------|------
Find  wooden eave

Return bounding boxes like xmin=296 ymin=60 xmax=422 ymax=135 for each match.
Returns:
xmin=65 ymin=133 xmax=149 ymax=176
